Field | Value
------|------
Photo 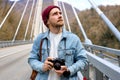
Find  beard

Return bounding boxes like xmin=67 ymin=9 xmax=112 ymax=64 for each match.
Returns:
xmin=56 ymin=23 xmax=64 ymax=27
xmin=48 ymin=20 xmax=64 ymax=33
xmin=52 ymin=21 xmax=64 ymax=28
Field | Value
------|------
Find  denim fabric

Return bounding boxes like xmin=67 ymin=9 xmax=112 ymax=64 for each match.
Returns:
xmin=28 ymin=28 xmax=88 ymax=80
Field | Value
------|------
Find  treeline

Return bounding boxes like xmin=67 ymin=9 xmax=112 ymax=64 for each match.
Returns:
xmin=71 ymin=5 xmax=120 ymax=49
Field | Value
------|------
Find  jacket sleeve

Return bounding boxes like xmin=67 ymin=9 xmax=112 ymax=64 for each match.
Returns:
xmin=28 ymin=35 xmax=44 ymax=73
xmin=68 ymin=36 xmax=88 ymax=76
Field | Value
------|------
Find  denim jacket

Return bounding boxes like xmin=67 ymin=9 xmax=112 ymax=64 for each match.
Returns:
xmin=28 ymin=28 xmax=88 ymax=80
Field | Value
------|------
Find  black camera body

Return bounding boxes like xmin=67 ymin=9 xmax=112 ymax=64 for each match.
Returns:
xmin=48 ymin=58 xmax=70 ymax=77
xmin=48 ymin=58 xmax=65 ymax=70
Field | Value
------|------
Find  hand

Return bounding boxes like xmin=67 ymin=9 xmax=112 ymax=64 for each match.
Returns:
xmin=55 ymin=66 xmax=67 ymax=76
xmin=42 ymin=57 xmax=53 ymax=72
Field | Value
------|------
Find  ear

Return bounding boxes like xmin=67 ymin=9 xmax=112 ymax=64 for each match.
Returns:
xmin=47 ymin=20 xmax=49 ymax=25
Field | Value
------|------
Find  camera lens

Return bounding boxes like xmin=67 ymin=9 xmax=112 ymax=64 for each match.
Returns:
xmin=54 ymin=63 xmax=61 ymax=70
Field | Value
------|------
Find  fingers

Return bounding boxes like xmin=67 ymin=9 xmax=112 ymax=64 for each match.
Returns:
xmin=61 ymin=66 xmax=67 ymax=70
xmin=43 ymin=63 xmax=53 ymax=71
xmin=55 ymin=66 xmax=67 ymax=76
xmin=46 ymin=57 xmax=54 ymax=61
xmin=55 ymin=69 xmax=65 ymax=76
xmin=45 ymin=57 xmax=54 ymax=67
xmin=55 ymin=70 xmax=64 ymax=76
xmin=43 ymin=57 xmax=54 ymax=71
xmin=46 ymin=63 xmax=53 ymax=70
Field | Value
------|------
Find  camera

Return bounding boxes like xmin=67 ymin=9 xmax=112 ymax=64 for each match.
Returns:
xmin=48 ymin=58 xmax=65 ymax=70
xmin=48 ymin=58 xmax=70 ymax=77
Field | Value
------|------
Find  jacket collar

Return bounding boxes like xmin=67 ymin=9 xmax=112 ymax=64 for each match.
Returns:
xmin=42 ymin=27 xmax=68 ymax=40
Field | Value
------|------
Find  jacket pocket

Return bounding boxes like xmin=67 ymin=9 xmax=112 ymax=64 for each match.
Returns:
xmin=65 ymin=50 xmax=74 ymax=66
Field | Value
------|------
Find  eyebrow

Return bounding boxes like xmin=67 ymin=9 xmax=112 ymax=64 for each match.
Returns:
xmin=52 ymin=11 xmax=62 ymax=15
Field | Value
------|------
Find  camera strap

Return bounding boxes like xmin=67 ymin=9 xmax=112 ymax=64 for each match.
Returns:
xmin=39 ymin=39 xmax=44 ymax=61
xmin=64 ymin=38 xmax=66 ymax=51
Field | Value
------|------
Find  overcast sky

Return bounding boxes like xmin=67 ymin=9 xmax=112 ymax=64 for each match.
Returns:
xmin=9 ymin=0 xmax=120 ymax=11
xmin=58 ymin=0 xmax=120 ymax=10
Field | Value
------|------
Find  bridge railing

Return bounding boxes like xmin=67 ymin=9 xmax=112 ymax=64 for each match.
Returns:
xmin=83 ymin=43 xmax=120 ymax=80
xmin=0 ymin=40 xmax=33 ymax=48
xmin=83 ymin=43 xmax=120 ymax=66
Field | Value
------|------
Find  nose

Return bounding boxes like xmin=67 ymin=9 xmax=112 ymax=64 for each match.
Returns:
xmin=58 ymin=13 xmax=62 ymax=18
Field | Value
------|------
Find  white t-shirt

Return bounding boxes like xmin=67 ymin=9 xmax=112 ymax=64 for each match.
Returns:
xmin=48 ymin=32 xmax=62 ymax=80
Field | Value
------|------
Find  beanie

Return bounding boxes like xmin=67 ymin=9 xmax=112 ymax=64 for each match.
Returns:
xmin=42 ymin=5 xmax=60 ymax=27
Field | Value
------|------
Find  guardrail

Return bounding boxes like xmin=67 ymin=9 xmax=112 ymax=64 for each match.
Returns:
xmin=83 ymin=43 xmax=120 ymax=80
xmin=0 ymin=40 xmax=33 ymax=48
xmin=83 ymin=43 xmax=120 ymax=66
xmin=87 ymin=51 xmax=120 ymax=80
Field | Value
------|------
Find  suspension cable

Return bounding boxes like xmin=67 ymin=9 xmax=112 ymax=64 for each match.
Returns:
xmin=0 ymin=1 xmax=17 ymax=29
xmin=61 ymin=2 xmax=71 ymax=32
xmin=30 ymin=0 xmax=39 ymax=40
xmin=58 ymin=1 xmax=66 ymax=29
xmin=71 ymin=5 xmax=92 ymax=44
xmin=88 ymin=0 xmax=120 ymax=41
xmin=33 ymin=0 xmax=43 ymax=38
xmin=23 ymin=0 xmax=35 ymax=41
xmin=12 ymin=0 xmax=30 ymax=42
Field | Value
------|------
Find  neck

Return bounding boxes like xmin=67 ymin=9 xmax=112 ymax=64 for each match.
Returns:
xmin=49 ymin=26 xmax=62 ymax=34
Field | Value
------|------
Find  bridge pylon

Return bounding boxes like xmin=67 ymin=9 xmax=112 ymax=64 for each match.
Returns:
xmin=33 ymin=0 xmax=43 ymax=39
xmin=54 ymin=0 xmax=58 ymax=6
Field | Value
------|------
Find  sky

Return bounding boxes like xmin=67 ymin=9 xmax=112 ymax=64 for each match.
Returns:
xmin=9 ymin=0 xmax=120 ymax=11
xmin=58 ymin=0 xmax=120 ymax=10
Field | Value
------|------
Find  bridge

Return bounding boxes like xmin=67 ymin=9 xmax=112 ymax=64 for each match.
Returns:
xmin=0 ymin=0 xmax=120 ymax=80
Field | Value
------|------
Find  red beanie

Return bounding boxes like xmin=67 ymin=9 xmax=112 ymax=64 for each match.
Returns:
xmin=42 ymin=5 xmax=60 ymax=27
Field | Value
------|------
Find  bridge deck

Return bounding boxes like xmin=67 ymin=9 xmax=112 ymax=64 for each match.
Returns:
xmin=0 ymin=44 xmax=32 ymax=80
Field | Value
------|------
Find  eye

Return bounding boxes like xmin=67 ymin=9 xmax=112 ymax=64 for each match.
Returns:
xmin=53 ymin=12 xmax=58 ymax=15
xmin=59 ymin=12 xmax=62 ymax=15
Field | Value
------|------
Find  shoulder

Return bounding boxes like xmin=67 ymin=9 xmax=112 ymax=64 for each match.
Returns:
xmin=66 ymin=31 xmax=80 ymax=40
xmin=34 ymin=33 xmax=44 ymax=40
xmin=33 ymin=31 xmax=47 ymax=43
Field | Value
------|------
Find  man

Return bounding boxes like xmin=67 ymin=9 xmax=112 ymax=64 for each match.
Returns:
xmin=28 ymin=5 xmax=88 ymax=80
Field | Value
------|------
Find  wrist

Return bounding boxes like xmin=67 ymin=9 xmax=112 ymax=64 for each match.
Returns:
xmin=63 ymin=69 xmax=70 ymax=77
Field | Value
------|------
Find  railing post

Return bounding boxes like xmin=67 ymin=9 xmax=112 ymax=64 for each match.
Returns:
xmin=82 ymin=62 xmax=90 ymax=80
xmin=118 ymin=56 xmax=120 ymax=67
xmin=104 ymin=75 xmax=109 ymax=80
xmin=94 ymin=68 xmax=103 ymax=80
xmin=95 ymin=51 xmax=104 ymax=80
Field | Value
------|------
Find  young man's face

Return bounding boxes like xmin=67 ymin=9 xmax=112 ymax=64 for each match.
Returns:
xmin=47 ymin=8 xmax=64 ymax=28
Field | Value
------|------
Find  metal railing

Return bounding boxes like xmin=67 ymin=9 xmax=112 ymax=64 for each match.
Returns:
xmin=83 ymin=43 xmax=120 ymax=80
xmin=0 ymin=40 xmax=33 ymax=48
